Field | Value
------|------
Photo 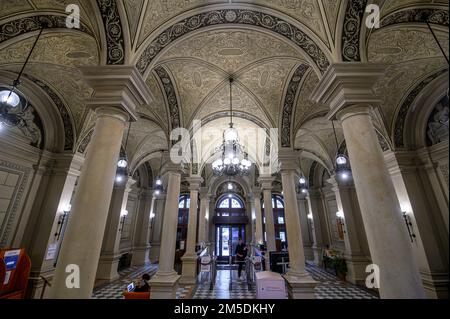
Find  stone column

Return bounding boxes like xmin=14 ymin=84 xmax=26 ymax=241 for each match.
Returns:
xmin=48 ymin=66 xmax=153 ymax=299
xmin=149 ymin=165 xmax=182 ymax=299
xmin=252 ymin=187 xmax=264 ymax=245
xmin=306 ymin=189 xmax=329 ymax=265
xmin=180 ymin=176 xmax=203 ymax=285
xmin=150 ymin=193 xmax=165 ymax=263
xmin=258 ymin=175 xmax=276 ymax=270
xmin=25 ymin=153 xmax=83 ymax=298
xmin=131 ymin=189 xmax=154 ymax=266
xmin=297 ymin=193 xmax=314 ymax=261
xmin=279 ymin=150 xmax=317 ymax=299
xmin=311 ymin=63 xmax=425 ymax=298
xmin=95 ymin=177 xmax=135 ymax=285
xmin=197 ymin=187 xmax=209 ymax=245
xmin=328 ymin=175 xmax=371 ymax=285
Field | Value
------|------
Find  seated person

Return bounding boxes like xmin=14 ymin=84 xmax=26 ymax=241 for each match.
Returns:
xmin=133 ymin=273 xmax=150 ymax=292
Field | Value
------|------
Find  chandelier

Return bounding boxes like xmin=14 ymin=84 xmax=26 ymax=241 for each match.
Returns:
xmin=212 ymin=77 xmax=252 ymax=176
xmin=0 ymin=24 xmax=45 ymax=128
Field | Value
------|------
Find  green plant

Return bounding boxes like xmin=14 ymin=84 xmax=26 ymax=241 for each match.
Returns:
xmin=331 ymin=257 xmax=348 ymax=275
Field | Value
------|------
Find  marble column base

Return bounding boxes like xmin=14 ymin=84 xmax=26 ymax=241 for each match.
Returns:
xmin=150 ymin=243 xmax=160 ymax=263
xmin=420 ymin=270 xmax=449 ymax=299
xmin=283 ymin=272 xmax=317 ymax=299
xmin=344 ymin=254 xmax=371 ymax=286
xmin=180 ymin=254 xmax=198 ymax=285
xmin=95 ymin=253 xmax=120 ymax=286
xmin=132 ymin=245 xmax=150 ymax=266
xmin=149 ymin=272 xmax=180 ymax=299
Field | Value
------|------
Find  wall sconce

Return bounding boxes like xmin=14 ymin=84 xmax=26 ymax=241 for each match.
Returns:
xmin=402 ymin=212 xmax=416 ymax=243
xmin=336 ymin=211 xmax=346 ymax=235
xmin=54 ymin=204 xmax=71 ymax=240
xmin=119 ymin=210 xmax=128 ymax=232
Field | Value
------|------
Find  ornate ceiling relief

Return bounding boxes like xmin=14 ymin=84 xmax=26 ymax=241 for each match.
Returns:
xmin=381 ymin=8 xmax=449 ymax=28
xmin=141 ymin=74 xmax=169 ymax=130
xmin=368 ymin=28 xmax=449 ymax=64
xmin=196 ymin=82 xmax=271 ymax=126
xmin=96 ymin=0 xmax=125 ymax=64
xmin=154 ymin=66 xmax=182 ymax=132
xmin=321 ymin=0 xmax=343 ymax=41
xmin=342 ymin=0 xmax=367 ymax=61
xmin=372 ymin=58 xmax=446 ymax=131
xmin=164 ymin=60 xmax=225 ymax=125
xmin=137 ymin=0 xmax=226 ymax=46
xmin=0 ymin=1 xmax=33 ymax=19
xmin=281 ymin=64 xmax=310 ymax=147
xmin=293 ymin=69 xmax=326 ymax=130
xmin=0 ymin=15 xmax=93 ymax=45
xmin=393 ymin=68 xmax=448 ymax=148
xmin=136 ymin=9 xmax=330 ymax=75
xmin=123 ymin=0 xmax=145 ymax=46
xmin=233 ymin=0 xmax=329 ymax=45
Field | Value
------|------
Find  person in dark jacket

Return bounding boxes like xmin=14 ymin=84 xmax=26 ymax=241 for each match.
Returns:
xmin=235 ymin=238 xmax=248 ymax=279
xmin=134 ymin=273 xmax=150 ymax=292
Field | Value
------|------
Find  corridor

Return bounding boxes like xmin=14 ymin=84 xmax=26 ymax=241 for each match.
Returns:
xmin=92 ymin=262 xmax=378 ymax=300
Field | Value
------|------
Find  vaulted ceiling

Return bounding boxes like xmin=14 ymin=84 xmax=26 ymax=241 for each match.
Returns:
xmin=0 ymin=0 xmax=448 ymax=178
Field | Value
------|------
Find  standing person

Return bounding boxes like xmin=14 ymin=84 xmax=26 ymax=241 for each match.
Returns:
xmin=235 ymin=238 xmax=248 ymax=279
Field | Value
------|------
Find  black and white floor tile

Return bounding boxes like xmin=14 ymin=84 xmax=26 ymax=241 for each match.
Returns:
xmin=92 ymin=261 xmax=378 ymax=299
xmin=92 ymin=263 xmax=158 ymax=299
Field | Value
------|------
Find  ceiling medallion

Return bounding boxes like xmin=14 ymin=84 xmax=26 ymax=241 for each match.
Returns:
xmin=212 ymin=77 xmax=252 ymax=177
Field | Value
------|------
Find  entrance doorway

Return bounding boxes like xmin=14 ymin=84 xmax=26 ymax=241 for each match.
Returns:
xmin=215 ymin=225 xmax=246 ymax=262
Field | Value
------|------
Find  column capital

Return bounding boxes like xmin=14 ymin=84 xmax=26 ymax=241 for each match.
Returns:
xmin=310 ymin=63 xmax=385 ymax=120
xmin=278 ymin=148 xmax=300 ymax=173
xmin=81 ymin=65 xmax=154 ymax=122
xmin=186 ymin=176 xmax=203 ymax=191
xmin=258 ymin=175 xmax=275 ymax=190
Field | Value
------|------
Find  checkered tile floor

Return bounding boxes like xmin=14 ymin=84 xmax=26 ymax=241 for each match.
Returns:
xmin=92 ymin=263 xmax=158 ymax=299
xmin=193 ymin=262 xmax=378 ymax=299
xmin=92 ymin=262 xmax=378 ymax=299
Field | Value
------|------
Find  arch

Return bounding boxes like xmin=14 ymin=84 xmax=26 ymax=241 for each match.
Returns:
xmin=216 ymin=194 xmax=245 ymax=209
xmin=402 ymin=71 xmax=449 ymax=149
xmin=154 ymin=65 xmax=182 ymax=132
xmin=380 ymin=8 xmax=449 ymax=29
xmin=96 ymin=0 xmax=126 ymax=65
xmin=280 ymin=63 xmax=310 ymax=148
xmin=393 ymin=68 xmax=448 ymax=149
xmin=340 ymin=0 xmax=368 ymax=62
xmin=135 ymin=8 xmax=331 ymax=77
xmin=0 ymin=14 xmax=94 ymax=48
xmin=0 ymin=71 xmax=68 ymax=152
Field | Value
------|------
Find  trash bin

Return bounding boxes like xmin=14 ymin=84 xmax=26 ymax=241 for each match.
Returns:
xmin=255 ymin=271 xmax=286 ymax=299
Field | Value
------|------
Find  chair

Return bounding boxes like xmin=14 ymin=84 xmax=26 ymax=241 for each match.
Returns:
xmin=122 ymin=291 xmax=150 ymax=299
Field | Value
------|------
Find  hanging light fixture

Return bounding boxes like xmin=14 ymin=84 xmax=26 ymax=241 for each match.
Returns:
xmin=153 ymin=152 xmax=164 ymax=196
xmin=332 ymin=121 xmax=351 ymax=180
xmin=212 ymin=77 xmax=252 ymax=176
xmin=0 ymin=24 xmax=45 ymax=128
xmin=115 ymin=122 xmax=131 ymax=183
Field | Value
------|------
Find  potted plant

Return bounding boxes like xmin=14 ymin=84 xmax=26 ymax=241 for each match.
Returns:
xmin=331 ymin=256 xmax=348 ymax=280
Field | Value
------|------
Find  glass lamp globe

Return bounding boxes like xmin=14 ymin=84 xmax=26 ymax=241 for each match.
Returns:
xmin=121 ymin=210 xmax=129 ymax=217
xmin=299 ymin=177 xmax=306 ymax=185
xmin=224 ymin=157 xmax=231 ymax=165
xmin=336 ymin=211 xmax=344 ymax=219
xmin=224 ymin=126 xmax=238 ymax=142
xmin=227 ymin=183 xmax=233 ymax=190
xmin=232 ymin=157 xmax=239 ymax=165
xmin=0 ymin=90 xmax=20 ymax=108
xmin=336 ymin=155 xmax=347 ymax=166
xmin=155 ymin=179 xmax=162 ymax=186
xmin=117 ymin=159 xmax=128 ymax=168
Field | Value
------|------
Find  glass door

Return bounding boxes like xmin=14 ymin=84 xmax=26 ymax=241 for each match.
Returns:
xmin=216 ymin=225 xmax=246 ymax=262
